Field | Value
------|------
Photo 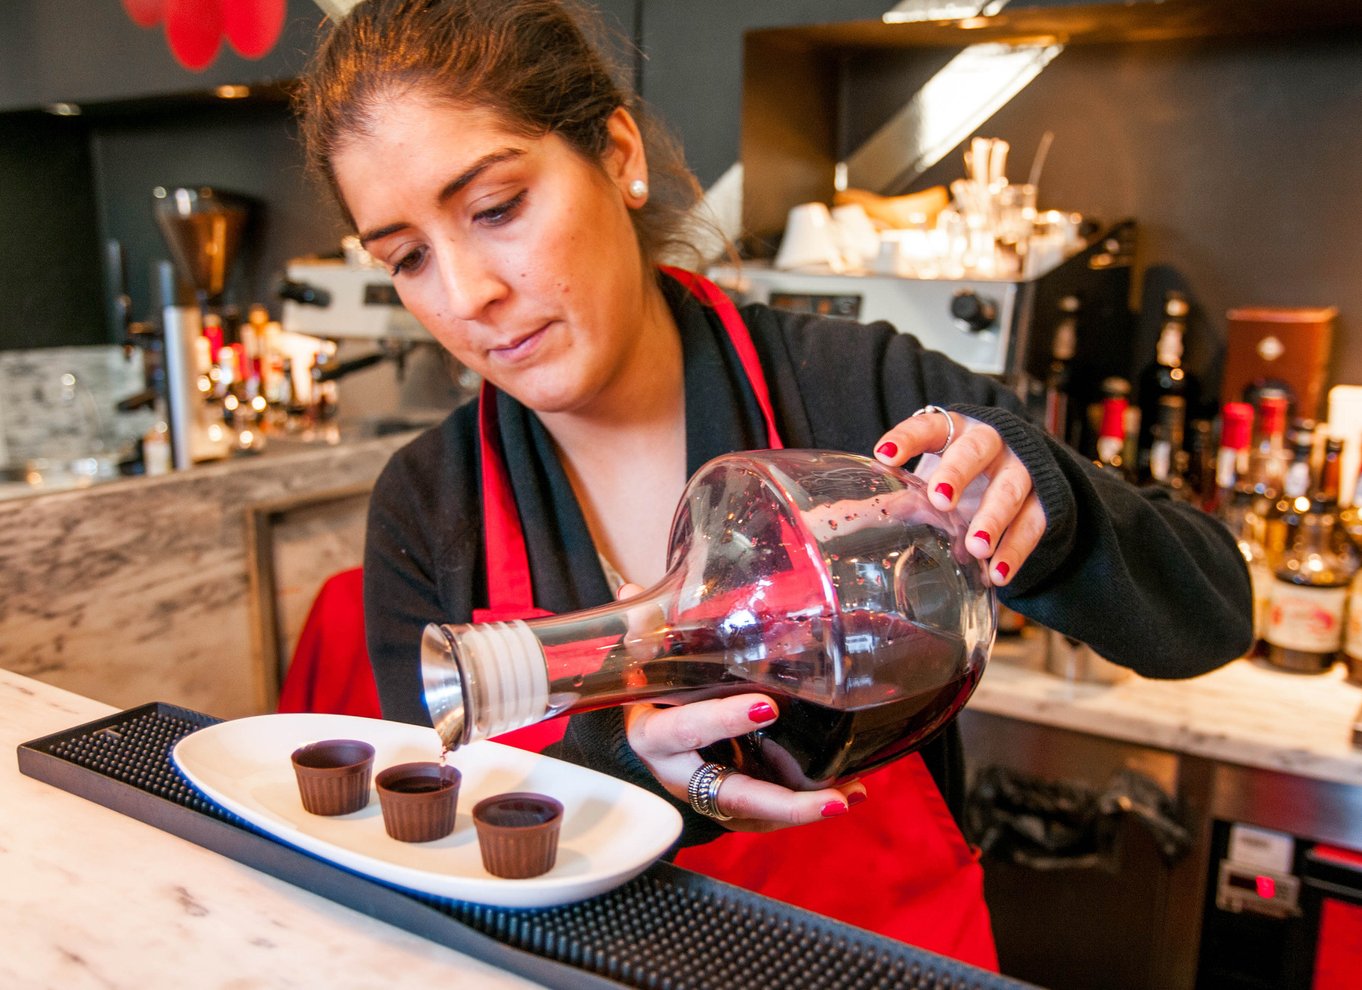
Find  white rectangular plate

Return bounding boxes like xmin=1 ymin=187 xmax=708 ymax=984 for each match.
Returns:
xmin=171 ymin=712 xmax=682 ymax=908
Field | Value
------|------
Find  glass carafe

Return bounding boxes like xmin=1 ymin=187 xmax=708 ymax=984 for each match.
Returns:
xmin=422 ymin=449 xmax=996 ymax=790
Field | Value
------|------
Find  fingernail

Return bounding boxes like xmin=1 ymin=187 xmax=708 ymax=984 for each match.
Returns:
xmin=972 ymin=530 xmax=991 ymax=547
xmin=748 ymin=701 xmax=776 ymax=723
xmin=934 ymin=482 xmax=955 ymax=502
xmin=847 ymin=791 xmax=867 ymax=807
xmin=994 ymin=561 xmax=1011 ymax=581
xmin=876 ymin=441 xmax=898 ymax=459
xmin=821 ymin=801 xmax=848 ymax=818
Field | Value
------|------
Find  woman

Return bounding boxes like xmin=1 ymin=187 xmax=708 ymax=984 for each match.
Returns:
xmin=296 ymin=0 xmax=1251 ymax=965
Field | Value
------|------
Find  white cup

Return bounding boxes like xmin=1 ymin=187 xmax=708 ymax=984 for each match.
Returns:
xmin=774 ymin=202 xmax=845 ymax=273
xmin=831 ymin=203 xmax=880 ymax=271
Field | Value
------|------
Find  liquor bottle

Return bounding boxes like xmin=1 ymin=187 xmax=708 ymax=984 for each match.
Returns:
xmin=1147 ymin=395 xmax=1187 ymax=490
xmin=1264 ymin=497 xmax=1356 ymax=674
xmin=1212 ymin=402 xmax=1254 ymax=516
xmin=420 ymin=449 xmax=995 ymax=790
xmin=1345 ymin=559 xmax=1362 ymax=686
xmin=1043 ymin=295 xmax=1079 ymax=444
xmin=1185 ymin=419 xmax=1215 ymax=510
xmin=1221 ymin=484 xmax=1272 ymax=657
xmin=1339 ymin=461 xmax=1362 ymax=555
xmin=1137 ymin=290 xmax=1201 ymax=473
xmin=1264 ymin=422 xmax=1317 ymax=567
xmin=1095 ymin=396 xmax=1130 ymax=478
xmin=1084 ymin=377 xmax=1131 ymax=462
xmin=1247 ymin=389 xmax=1290 ymax=503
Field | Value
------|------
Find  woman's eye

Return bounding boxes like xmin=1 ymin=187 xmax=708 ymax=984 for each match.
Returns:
xmin=388 ymin=247 xmax=426 ymax=277
xmin=474 ymin=191 xmax=525 ymax=227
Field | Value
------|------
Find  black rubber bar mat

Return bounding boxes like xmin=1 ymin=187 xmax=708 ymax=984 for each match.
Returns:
xmin=18 ymin=702 xmax=1040 ymax=990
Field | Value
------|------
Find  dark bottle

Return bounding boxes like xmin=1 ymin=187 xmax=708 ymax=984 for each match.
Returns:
xmin=1147 ymin=395 xmax=1187 ymax=490
xmin=1185 ymin=419 xmax=1215 ymax=510
xmin=1264 ymin=497 xmax=1355 ymax=674
xmin=1043 ymin=295 xmax=1079 ymax=445
xmin=1137 ymin=291 xmax=1201 ymax=473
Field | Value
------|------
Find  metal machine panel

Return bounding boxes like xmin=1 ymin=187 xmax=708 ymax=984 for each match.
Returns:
xmin=710 ymin=264 xmax=1020 ymax=376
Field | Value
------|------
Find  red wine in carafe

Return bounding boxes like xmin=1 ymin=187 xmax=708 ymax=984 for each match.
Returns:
xmin=707 ymin=612 xmax=979 ymax=788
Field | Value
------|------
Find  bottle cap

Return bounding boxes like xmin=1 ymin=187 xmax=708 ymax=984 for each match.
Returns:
xmin=1258 ymin=393 xmax=1289 ymax=436
xmin=1221 ymin=402 xmax=1254 ymax=450
xmin=1099 ymin=397 xmax=1128 ymax=440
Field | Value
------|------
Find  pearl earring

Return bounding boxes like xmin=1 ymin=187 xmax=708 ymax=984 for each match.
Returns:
xmin=628 ymin=179 xmax=648 ymax=199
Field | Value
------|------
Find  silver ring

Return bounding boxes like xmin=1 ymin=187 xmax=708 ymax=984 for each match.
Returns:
xmin=687 ymin=762 xmax=735 ymax=821
xmin=912 ymin=404 xmax=955 ymax=456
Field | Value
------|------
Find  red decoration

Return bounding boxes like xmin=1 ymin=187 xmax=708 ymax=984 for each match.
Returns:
xmin=121 ymin=0 xmax=167 ymax=27
xmin=164 ymin=0 xmax=224 ymax=71
xmin=120 ymin=0 xmax=285 ymax=71
xmin=223 ymin=0 xmax=286 ymax=59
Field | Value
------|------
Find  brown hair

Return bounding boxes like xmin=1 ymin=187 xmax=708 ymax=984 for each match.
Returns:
xmin=296 ymin=0 xmax=710 ymax=267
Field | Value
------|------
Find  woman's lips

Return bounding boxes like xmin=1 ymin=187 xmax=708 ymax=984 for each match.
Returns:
xmin=488 ymin=323 xmax=550 ymax=363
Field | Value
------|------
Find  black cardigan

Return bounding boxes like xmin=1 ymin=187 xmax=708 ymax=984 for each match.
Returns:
xmin=362 ymin=272 xmax=1254 ymax=847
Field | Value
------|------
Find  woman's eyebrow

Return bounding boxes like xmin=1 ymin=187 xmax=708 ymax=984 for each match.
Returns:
xmin=438 ymin=148 xmax=525 ymax=203
xmin=358 ymin=148 xmax=526 ymax=246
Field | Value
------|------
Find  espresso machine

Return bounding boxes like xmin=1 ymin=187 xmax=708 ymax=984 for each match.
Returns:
xmin=149 ymin=185 xmax=256 ymax=468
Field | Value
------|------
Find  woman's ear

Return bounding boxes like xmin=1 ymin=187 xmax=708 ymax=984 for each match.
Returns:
xmin=603 ymin=106 xmax=648 ymax=197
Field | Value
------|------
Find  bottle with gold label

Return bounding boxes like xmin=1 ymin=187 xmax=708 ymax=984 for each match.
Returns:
xmin=1265 ymin=497 xmax=1356 ymax=674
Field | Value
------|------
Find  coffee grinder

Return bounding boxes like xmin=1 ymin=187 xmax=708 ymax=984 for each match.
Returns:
xmin=150 ymin=185 xmax=256 ymax=468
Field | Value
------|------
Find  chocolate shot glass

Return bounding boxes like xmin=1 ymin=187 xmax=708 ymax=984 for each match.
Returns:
xmin=375 ymin=762 xmax=462 ymax=842
xmin=291 ymin=739 xmax=375 ymax=816
xmin=472 ymin=792 xmax=564 ymax=879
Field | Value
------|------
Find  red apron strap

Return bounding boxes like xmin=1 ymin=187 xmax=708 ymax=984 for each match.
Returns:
xmin=659 ymin=265 xmax=784 ymax=451
xmin=477 ymin=381 xmax=538 ymax=613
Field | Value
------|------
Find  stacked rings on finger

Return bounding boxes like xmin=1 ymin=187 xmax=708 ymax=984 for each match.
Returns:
xmin=911 ymin=404 xmax=955 ymax=456
xmin=687 ymin=762 xmax=735 ymax=821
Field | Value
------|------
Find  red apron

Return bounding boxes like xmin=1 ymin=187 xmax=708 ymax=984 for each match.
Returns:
xmin=476 ymin=268 xmax=997 ymax=968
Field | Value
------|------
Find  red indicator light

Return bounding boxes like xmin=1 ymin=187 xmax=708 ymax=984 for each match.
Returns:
xmin=1255 ymin=875 xmax=1276 ymax=899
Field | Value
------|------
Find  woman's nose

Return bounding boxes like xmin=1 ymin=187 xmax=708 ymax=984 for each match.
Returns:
xmin=439 ymin=247 xmax=507 ymax=322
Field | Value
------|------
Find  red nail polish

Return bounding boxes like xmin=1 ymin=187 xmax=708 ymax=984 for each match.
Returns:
xmin=876 ymin=441 xmax=898 ymax=459
xmin=972 ymin=530 xmax=991 ymax=546
xmin=995 ymin=561 xmax=1011 ymax=580
xmin=821 ymin=801 xmax=848 ymax=818
xmin=748 ymin=702 xmax=776 ymax=723
xmin=935 ymin=482 xmax=955 ymax=501
xmin=847 ymin=791 xmax=867 ymax=807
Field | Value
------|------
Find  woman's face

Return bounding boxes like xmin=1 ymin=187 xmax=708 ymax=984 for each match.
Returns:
xmin=332 ymin=97 xmax=653 ymax=414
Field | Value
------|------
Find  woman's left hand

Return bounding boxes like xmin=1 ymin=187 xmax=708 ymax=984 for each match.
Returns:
xmin=873 ymin=408 xmax=1046 ymax=586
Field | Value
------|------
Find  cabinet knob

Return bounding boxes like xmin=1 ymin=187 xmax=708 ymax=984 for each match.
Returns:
xmin=950 ymin=289 xmax=997 ymax=332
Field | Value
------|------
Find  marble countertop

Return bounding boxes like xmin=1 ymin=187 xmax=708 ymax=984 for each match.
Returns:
xmin=1 ymin=669 xmax=540 ymax=990
xmin=975 ymin=630 xmax=1362 ymax=788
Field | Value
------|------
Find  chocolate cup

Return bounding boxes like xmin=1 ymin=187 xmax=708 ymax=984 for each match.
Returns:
xmin=291 ymin=739 xmax=375 ymax=816
xmin=472 ymin=792 xmax=564 ymax=879
xmin=375 ymin=762 xmax=461 ymax=842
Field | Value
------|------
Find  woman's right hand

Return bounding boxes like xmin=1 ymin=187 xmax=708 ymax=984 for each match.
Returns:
xmin=613 ymin=582 xmax=866 ymax=830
